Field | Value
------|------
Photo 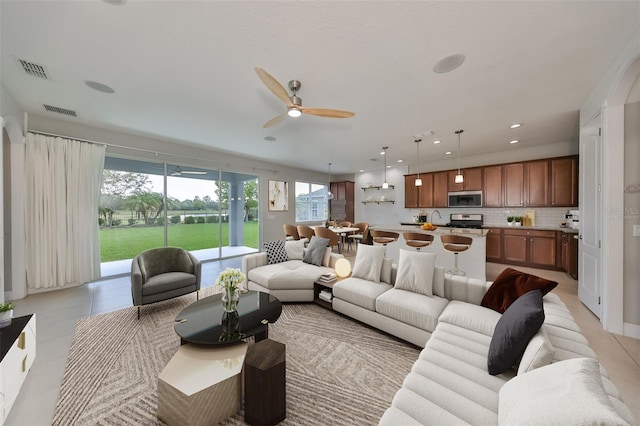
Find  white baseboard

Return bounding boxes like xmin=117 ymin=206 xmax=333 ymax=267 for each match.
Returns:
xmin=623 ymin=322 xmax=640 ymax=340
xmin=4 ymin=290 xmax=14 ymax=301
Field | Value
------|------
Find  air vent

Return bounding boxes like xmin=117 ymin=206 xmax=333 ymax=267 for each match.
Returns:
xmin=43 ymin=104 xmax=77 ymax=117
xmin=18 ymin=59 xmax=49 ymax=79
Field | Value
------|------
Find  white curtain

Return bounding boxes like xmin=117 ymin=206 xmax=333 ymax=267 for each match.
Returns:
xmin=25 ymin=132 xmax=106 ymax=291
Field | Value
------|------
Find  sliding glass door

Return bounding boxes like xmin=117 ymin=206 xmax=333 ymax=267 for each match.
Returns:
xmin=99 ymin=157 xmax=259 ymax=269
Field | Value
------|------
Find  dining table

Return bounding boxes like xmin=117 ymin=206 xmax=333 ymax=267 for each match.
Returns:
xmin=328 ymin=226 xmax=360 ymax=253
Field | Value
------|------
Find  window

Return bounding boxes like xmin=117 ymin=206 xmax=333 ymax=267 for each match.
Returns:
xmin=295 ymin=181 xmax=329 ymax=222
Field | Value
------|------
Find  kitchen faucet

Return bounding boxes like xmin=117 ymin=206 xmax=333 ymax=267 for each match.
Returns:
xmin=429 ymin=210 xmax=441 ymax=223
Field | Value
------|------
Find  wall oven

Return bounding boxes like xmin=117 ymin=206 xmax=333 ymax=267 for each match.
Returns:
xmin=448 ymin=191 xmax=483 ymax=208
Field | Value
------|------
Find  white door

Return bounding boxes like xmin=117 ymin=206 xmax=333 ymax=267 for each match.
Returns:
xmin=579 ymin=127 xmax=602 ymax=317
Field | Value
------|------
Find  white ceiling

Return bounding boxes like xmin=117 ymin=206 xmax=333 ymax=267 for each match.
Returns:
xmin=1 ymin=1 xmax=638 ymax=175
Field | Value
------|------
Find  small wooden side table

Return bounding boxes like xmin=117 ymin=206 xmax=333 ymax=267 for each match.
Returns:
xmin=244 ymin=339 xmax=286 ymax=426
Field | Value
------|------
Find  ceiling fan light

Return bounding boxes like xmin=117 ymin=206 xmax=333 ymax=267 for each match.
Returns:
xmin=382 ymin=182 xmax=389 ymax=189
xmin=415 ymin=178 xmax=423 ymax=187
xmin=287 ymin=107 xmax=302 ymax=118
xmin=455 ymin=174 xmax=464 ymax=184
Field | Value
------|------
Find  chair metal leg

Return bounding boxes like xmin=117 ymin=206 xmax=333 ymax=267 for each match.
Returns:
xmin=197 ymin=291 xmax=199 ymax=301
xmin=447 ymin=253 xmax=466 ymax=276
xmin=137 ymin=306 xmax=140 ymax=320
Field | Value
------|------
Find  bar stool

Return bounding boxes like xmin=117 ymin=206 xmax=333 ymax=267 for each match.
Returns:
xmin=403 ymin=232 xmax=434 ymax=251
xmin=440 ymin=234 xmax=473 ymax=276
xmin=370 ymin=230 xmax=399 ymax=255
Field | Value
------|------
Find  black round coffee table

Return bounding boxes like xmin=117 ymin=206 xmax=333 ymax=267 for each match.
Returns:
xmin=174 ymin=291 xmax=282 ymax=345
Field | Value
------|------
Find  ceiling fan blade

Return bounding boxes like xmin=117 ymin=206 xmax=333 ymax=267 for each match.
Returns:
xmin=300 ymin=107 xmax=355 ymax=118
xmin=264 ymin=113 xmax=287 ymax=128
xmin=182 ymin=170 xmax=207 ymax=175
xmin=255 ymin=67 xmax=293 ymax=107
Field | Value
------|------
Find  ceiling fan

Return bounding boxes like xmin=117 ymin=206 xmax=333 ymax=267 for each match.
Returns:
xmin=171 ymin=166 xmax=207 ymax=176
xmin=255 ymin=67 xmax=355 ymax=128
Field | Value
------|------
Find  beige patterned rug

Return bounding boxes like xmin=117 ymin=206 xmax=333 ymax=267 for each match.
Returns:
xmin=53 ymin=287 xmax=420 ymax=425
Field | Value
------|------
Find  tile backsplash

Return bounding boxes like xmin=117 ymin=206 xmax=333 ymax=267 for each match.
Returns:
xmin=403 ymin=207 xmax=570 ymax=228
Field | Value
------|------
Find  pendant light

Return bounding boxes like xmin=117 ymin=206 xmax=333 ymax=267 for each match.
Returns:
xmin=414 ymin=138 xmax=423 ymax=186
xmin=454 ymin=129 xmax=464 ymax=184
xmin=381 ymin=146 xmax=389 ymax=189
xmin=327 ymin=162 xmax=334 ymax=200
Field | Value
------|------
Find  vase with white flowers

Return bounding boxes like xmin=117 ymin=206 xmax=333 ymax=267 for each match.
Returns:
xmin=216 ymin=268 xmax=245 ymax=312
xmin=0 ymin=302 xmax=14 ymax=328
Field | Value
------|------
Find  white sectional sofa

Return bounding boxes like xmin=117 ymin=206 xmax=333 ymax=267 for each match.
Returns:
xmin=329 ymin=246 xmax=636 ymax=425
xmin=242 ymin=239 xmax=344 ymax=302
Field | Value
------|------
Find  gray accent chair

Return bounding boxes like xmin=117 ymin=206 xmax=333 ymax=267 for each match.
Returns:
xmin=131 ymin=247 xmax=202 ymax=319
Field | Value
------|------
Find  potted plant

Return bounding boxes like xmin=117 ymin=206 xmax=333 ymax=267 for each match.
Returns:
xmin=0 ymin=301 xmax=14 ymax=328
xmin=514 ymin=216 xmax=522 ymax=226
xmin=507 ymin=216 xmax=514 ymax=226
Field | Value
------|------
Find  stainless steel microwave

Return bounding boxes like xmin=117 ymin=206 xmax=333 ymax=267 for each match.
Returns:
xmin=448 ymin=191 xmax=483 ymax=208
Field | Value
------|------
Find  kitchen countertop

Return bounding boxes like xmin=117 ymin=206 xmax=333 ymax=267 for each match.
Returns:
xmin=400 ymin=222 xmax=579 ymax=234
xmin=381 ymin=224 xmax=489 ymax=237
xmin=483 ymin=224 xmax=579 ymax=233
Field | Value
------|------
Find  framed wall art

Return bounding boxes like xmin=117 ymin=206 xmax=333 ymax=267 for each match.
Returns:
xmin=268 ymin=180 xmax=288 ymax=211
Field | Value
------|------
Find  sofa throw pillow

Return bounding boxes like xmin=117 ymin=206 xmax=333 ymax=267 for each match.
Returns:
xmin=303 ymin=236 xmax=329 ymax=266
xmin=263 ymin=240 xmax=288 ymax=265
xmin=517 ymin=326 xmax=554 ymax=375
xmin=487 ymin=289 xmax=545 ymax=375
xmin=481 ymin=267 xmax=558 ymax=313
xmin=351 ymin=244 xmax=385 ymax=282
xmin=285 ymin=240 xmax=305 ymax=260
xmin=394 ymin=250 xmax=436 ymax=296
xmin=499 ymin=358 xmax=628 ymax=426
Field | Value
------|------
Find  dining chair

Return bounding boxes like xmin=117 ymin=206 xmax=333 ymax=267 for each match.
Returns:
xmin=314 ymin=226 xmax=341 ymax=253
xmin=347 ymin=222 xmax=369 ymax=251
xmin=283 ymin=224 xmax=300 ymax=240
xmin=297 ymin=225 xmax=315 ymax=242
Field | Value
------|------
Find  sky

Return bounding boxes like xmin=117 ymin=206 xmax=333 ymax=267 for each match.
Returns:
xmin=147 ymin=175 xmax=219 ymax=201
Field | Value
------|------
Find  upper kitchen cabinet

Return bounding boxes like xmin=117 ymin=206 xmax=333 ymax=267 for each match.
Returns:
xmin=525 ymin=160 xmax=550 ymax=207
xmin=483 ymin=165 xmax=503 ymax=207
xmin=404 ymin=173 xmax=435 ymax=208
xmin=433 ymin=171 xmax=449 ymax=208
xmin=504 ymin=163 xmax=525 ymax=207
xmin=448 ymin=167 xmax=483 ymax=192
xmin=550 ymin=156 xmax=578 ymax=207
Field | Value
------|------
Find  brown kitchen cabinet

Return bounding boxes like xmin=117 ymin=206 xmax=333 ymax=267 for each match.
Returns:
xmin=448 ymin=167 xmax=483 ymax=192
xmin=483 ymin=165 xmax=503 ymax=207
xmin=503 ymin=163 xmax=525 ymax=207
xmin=405 ymin=173 xmax=435 ymax=208
xmin=525 ymin=160 xmax=550 ymax=206
xmin=485 ymin=228 xmax=503 ymax=263
xmin=502 ymin=228 xmax=557 ymax=269
xmin=433 ymin=171 xmax=449 ymax=207
xmin=330 ymin=181 xmax=354 ymax=223
xmin=404 ymin=174 xmax=419 ymax=208
xmin=551 ymin=156 xmax=578 ymax=207
xmin=568 ymin=233 xmax=578 ymax=279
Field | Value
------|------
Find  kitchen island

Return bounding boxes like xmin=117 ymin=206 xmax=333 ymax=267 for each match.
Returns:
xmin=370 ymin=225 xmax=487 ymax=281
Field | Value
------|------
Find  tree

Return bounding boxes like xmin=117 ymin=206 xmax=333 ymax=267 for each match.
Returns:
xmin=123 ymin=192 xmax=165 ymax=224
xmin=244 ymin=180 xmax=258 ymax=220
xmin=101 ymin=170 xmax=152 ymax=198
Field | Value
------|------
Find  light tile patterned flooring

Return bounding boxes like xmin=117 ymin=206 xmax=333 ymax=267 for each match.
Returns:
xmin=6 ymin=257 xmax=639 ymax=425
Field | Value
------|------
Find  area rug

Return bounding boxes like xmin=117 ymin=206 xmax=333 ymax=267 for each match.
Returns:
xmin=53 ymin=287 xmax=420 ymax=425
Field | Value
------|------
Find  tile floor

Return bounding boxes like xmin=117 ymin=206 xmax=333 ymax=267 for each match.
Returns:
xmin=5 ymin=258 xmax=640 ymax=425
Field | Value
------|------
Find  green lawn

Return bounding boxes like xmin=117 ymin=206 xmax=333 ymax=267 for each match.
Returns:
xmin=99 ymin=222 xmax=259 ymax=262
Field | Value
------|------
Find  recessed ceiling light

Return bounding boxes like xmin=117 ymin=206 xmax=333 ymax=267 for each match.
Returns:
xmin=359 ymin=169 xmax=364 ymax=173
xmin=510 ymin=123 xmax=522 ymax=129
xmin=264 ymin=136 xmax=276 ymax=141
xmin=85 ymin=80 xmax=115 ymax=94
xmin=380 ymin=151 xmax=386 ymax=155
xmin=397 ymin=159 xmax=403 ymax=163
xmin=433 ymin=140 xmax=441 ymax=144
xmin=433 ymin=54 xmax=466 ymax=74
xmin=510 ymin=139 xmax=519 ymax=144
xmin=445 ymin=151 xmax=452 ymax=155
xmin=386 ymin=165 xmax=391 ymax=168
